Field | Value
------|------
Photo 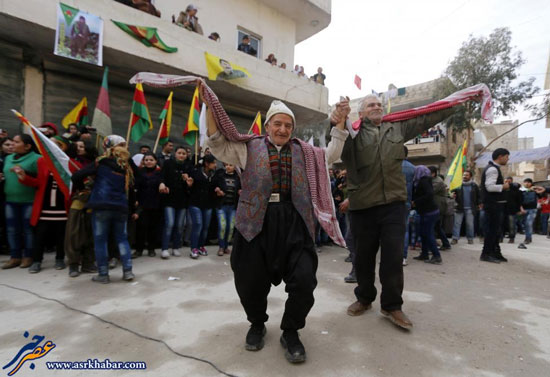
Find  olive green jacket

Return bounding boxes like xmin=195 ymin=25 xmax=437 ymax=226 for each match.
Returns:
xmin=432 ymin=176 xmax=448 ymax=215
xmin=341 ymin=108 xmax=454 ymax=211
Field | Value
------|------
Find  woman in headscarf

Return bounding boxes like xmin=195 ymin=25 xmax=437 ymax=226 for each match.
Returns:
xmin=412 ymin=165 xmax=442 ymax=265
xmin=71 ymin=135 xmax=137 ymax=283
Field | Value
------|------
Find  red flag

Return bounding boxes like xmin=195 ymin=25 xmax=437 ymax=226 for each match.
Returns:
xmin=354 ymin=75 xmax=362 ymax=90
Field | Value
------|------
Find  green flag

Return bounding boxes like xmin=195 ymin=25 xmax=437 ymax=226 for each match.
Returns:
xmin=60 ymin=3 xmax=79 ymax=26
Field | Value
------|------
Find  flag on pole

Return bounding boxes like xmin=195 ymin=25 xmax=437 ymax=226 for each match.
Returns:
xmin=158 ymin=91 xmax=173 ymax=145
xmin=448 ymin=140 xmax=469 ymax=191
xmin=62 ymin=97 xmax=88 ymax=129
xmin=12 ymin=110 xmax=73 ymax=198
xmin=249 ymin=112 xmax=262 ymax=135
xmin=59 ymin=2 xmax=79 ymax=26
xmin=354 ymin=75 xmax=362 ymax=90
xmin=130 ymin=83 xmax=153 ymax=142
xmin=183 ymin=86 xmax=200 ymax=145
xmin=92 ymin=67 xmax=112 ymax=137
xmin=199 ymin=103 xmax=208 ymax=147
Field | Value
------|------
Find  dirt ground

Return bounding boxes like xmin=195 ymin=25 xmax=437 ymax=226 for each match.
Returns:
xmin=1 ymin=235 xmax=549 ymax=377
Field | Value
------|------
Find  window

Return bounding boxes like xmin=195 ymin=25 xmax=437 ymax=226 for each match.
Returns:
xmin=237 ymin=28 xmax=261 ymax=58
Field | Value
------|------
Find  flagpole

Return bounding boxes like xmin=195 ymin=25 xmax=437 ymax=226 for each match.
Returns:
xmin=194 ymin=134 xmax=198 ymax=165
xmin=125 ymin=111 xmax=132 ymax=149
xmin=153 ymin=124 xmax=162 ymax=154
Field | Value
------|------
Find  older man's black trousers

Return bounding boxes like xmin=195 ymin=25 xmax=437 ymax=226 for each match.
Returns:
xmin=350 ymin=201 xmax=407 ymax=312
xmin=231 ymin=202 xmax=318 ymax=331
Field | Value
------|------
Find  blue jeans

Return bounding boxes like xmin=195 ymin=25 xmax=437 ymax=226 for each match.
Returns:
xmin=524 ymin=209 xmax=537 ymax=239
xmin=91 ymin=210 xmax=132 ymax=276
xmin=216 ymin=205 xmax=236 ymax=249
xmin=419 ymin=211 xmax=440 ymax=258
xmin=189 ymin=206 xmax=213 ymax=250
xmin=5 ymin=202 xmax=34 ymax=259
xmin=162 ymin=207 xmax=186 ymax=250
xmin=452 ymin=209 xmax=475 ymax=240
xmin=541 ymin=213 xmax=549 ymax=236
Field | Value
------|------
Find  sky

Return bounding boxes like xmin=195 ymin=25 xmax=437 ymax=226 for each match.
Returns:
xmin=295 ymin=0 xmax=550 ymax=147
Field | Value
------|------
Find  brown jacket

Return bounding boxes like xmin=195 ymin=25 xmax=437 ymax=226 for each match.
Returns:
xmin=175 ymin=11 xmax=203 ymax=35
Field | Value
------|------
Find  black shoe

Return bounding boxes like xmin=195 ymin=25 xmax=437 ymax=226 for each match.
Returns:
xmin=425 ymin=256 xmax=442 ymax=265
xmin=524 ymin=238 xmax=532 ymax=245
xmin=413 ymin=254 xmax=429 ymax=261
xmin=132 ymin=250 xmax=143 ymax=259
xmin=245 ymin=324 xmax=266 ymax=351
xmin=54 ymin=259 xmax=66 ymax=270
xmin=344 ymin=272 xmax=357 ymax=283
xmin=148 ymin=249 xmax=156 ymax=257
xmin=81 ymin=264 xmax=98 ymax=273
xmin=280 ymin=330 xmax=306 ymax=363
xmin=344 ymin=255 xmax=352 ymax=263
xmin=69 ymin=264 xmax=80 ymax=278
xmin=439 ymin=245 xmax=451 ymax=251
xmin=518 ymin=243 xmax=527 ymax=249
xmin=92 ymin=274 xmax=110 ymax=284
xmin=495 ymin=254 xmax=508 ymax=262
xmin=123 ymin=270 xmax=135 ymax=281
xmin=480 ymin=255 xmax=501 ymax=264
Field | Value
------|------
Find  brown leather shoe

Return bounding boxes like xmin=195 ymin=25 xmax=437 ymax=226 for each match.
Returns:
xmin=381 ymin=309 xmax=413 ymax=330
xmin=347 ymin=300 xmax=372 ymax=316
xmin=20 ymin=257 xmax=33 ymax=268
xmin=2 ymin=258 xmax=21 ymax=269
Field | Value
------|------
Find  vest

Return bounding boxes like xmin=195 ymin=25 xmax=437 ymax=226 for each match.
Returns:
xmin=481 ymin=160 xmax=504 ymax=207
xmin=235 ymin=137 xmax=315 ymax=242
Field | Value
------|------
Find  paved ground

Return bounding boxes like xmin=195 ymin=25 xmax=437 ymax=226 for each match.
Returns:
xmin=1 ymin=235 xmax=550 ymax=377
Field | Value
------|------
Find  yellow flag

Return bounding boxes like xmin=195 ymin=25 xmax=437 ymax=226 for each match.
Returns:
xmin=449 ymin=140 xmax=468 ymax=191
xmin=61 ymin=97 xmax=88 ymax=128
xmin=204 ymin=52 xmax=250 ymax=81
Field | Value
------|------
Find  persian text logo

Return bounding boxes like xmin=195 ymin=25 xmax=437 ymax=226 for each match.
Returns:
xmin=2 ymin=331 xmax=56 ymax=376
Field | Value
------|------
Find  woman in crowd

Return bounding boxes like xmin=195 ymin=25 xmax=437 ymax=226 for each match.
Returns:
xmin=71 ymin=135 xmax=137 ymax=283
xmin=74 ymin=140 xmax=97 ymax=167
xmin=1 ymin=137 xmax=14 ymax=157
xmin=0 ymin=137 xmax=13 ymax=253
xmin=2 ymin=134 xmax=40 ymax=269
xmin=188 ymin=154 xmax=222 ymax=259
xmin=214 ymin=163 xmax=241 ymax=256
xmin=17 ymin=136 xmax=80 ymax=273
xmin=412 ymin=165 xmax=442 ymax=265
xmin=134 ymin=152 xmax=162 ymax=258
xmin=159 ymin=146 xmax=193 ymax=259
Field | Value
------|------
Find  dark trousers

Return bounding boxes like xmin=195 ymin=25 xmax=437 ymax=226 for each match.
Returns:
xmin=350 ymin=201 xmax=406 ymax=312
xmin=136 ymin=208 xmax=161 ymax=252
xmin=435 ymin=216 xmax=450 ymax=247
xmin=33 ymin=220 xmax=66 ymax=262
xmin=65 ymin=207 xmax=95 ymax=268
xmin=419 ymin=212 xmax=441 ymax=258
xmin=482 ymin=203 xmax=504 ymax=257
xmin=231 ymin=202 xmax=318 ymax=331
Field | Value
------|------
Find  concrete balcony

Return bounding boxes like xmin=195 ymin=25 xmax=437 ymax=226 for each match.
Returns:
xmin=405 ymin=137 xmax=446 ymax=161
xmin=0 ymin=0 xmax=329 ymax=125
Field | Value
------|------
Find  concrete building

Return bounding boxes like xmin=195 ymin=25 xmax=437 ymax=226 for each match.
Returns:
xmin=0 ymin=0 xmax=331 ymax=149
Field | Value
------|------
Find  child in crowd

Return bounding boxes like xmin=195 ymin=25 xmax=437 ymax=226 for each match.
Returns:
xmin=215 ymin=163 xmax=241 ymax=256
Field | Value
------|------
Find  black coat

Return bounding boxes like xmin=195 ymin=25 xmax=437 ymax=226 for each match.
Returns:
xmin=451 ymin=182 xmax=480 ymax=213
xmin=189 ymin=167 xmax=224 ymax=209
xmin=413 ymin=176 xmax=439 ymax=215
xmin=159 ymin=159 xmax=192 ymax=209
xmin=136 ymin=167 xmax=162 ymax=209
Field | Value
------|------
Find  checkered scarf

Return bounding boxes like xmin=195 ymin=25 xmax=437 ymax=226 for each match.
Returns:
xmin=266 ymin=138 xmax=292 ymax=195
xmin=129 ymin=73 xmax=345 ymax=246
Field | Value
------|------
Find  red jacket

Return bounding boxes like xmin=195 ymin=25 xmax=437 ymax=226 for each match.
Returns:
xmin=20 ymin=157 xmax=81 ymax=226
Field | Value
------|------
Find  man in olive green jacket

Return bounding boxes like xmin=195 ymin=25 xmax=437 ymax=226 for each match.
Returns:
xmin=330 ymin=94 xmax=454 ymax=330
xmin=429 ymin=166 xmax=452 ymax=250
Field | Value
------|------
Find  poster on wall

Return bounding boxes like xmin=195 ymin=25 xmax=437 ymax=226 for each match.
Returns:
xmin=54 ymin=3 xmax=103 ymax=66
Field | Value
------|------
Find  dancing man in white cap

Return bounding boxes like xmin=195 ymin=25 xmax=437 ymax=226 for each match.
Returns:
xmin=206 ymin=99 xmax=348 ymax=363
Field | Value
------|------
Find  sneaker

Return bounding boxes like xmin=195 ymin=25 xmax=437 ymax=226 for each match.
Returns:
xmin=344 ymin=272 xmax=357 ymax=283
xmin=172 ymin=248 xmax=182 ymax=257
xmin=69 ymin=264 xmax=80 ymax=278
xmin=108 ymin=258 xmax=118 ymax=269
xmin=148 ymin=249 xmax=156 ymax=257
xmin=91 ymin=274 xmax=110 ymax=284
xmin=28 ymin=262 xmax=41 ymax=274
xmin=480 ymin=255 xmax=501 ymax=263
xmin=280 ymin=330 xmax=306 ymax=363
xmin=425 ymin=256 xmax=442 ymax=265
xmin=217 ymin=248 xmax=225 ymax=256
xmin=160 ymin=250 xmax=170 ymax=259
xmin=402 ymin=258 xmax=408 ymax=266
xmin=451 ymin=239 xmax=458 ymax=245
xmin=245 ymin=324 xmax=266 ymax=351
xmin=199 ymin=247 xmax=208 ymax=256
xmin=190 ymin=249 xmax=200 ymax=259
xmin=467 ymin=239 xmax=474 ymax=245
xmin=413 ymin=254 xmax=429 ymax=261
xmin=123 ymin=270 xmax=135 ymax=281
xmin=54 ymin=259 xmax=66 ymax=270
xmin=132 ymin=250 xmax=143 ymax=259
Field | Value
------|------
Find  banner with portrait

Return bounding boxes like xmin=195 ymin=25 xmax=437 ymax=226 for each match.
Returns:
xmin=54 ymin=3 xmax=104 ymax=66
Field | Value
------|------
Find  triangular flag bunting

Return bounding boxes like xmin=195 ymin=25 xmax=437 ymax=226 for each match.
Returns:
xmin=112 ymin=20 xmax=178 ymax=53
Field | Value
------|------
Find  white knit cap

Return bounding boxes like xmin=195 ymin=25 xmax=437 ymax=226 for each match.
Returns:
xmin=264 ymin=100 xmax=295 ymax=127
xmin=103 ymin=135 xmax=126 ymax=149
